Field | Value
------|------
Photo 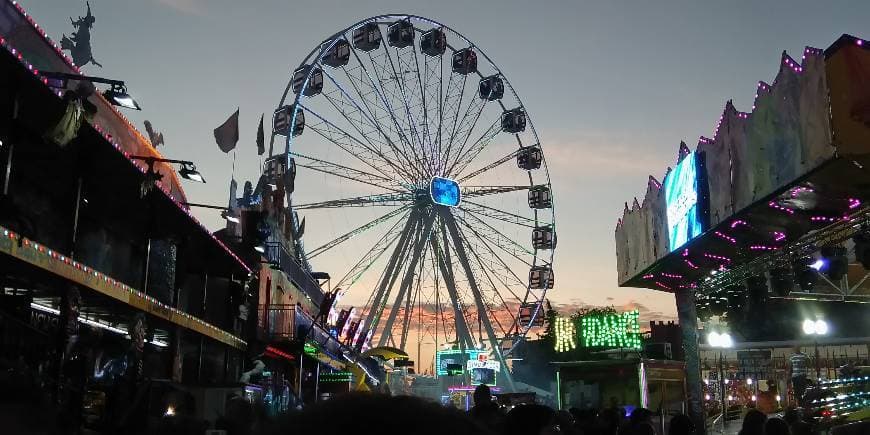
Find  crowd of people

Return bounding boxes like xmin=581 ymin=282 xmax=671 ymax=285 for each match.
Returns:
xmin=0 ymin=361 xmax=840 ymax=435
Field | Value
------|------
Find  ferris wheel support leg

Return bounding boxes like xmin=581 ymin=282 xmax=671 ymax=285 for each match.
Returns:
xmin=440 ymin=208 xmax=517 ymax=392
xmin=432 ymin=226 xmax=475 ymax=350
xmin=360 ymin=211 xmax=419 ymax=348
xmin=378 ymin=209 xmax=436 ymax=348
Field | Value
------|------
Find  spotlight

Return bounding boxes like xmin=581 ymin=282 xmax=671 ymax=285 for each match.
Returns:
xmin=179 ymin=163 xmax=205 ymax=183
xmin=769 ymin=267 xmax=794 ymax=296
xmin=802 ymin=319 xmax=817 ymax=335
xmin=814 ymin=319 xmax=829 ymax=335
xmin=221 ymin=210 xmax=240 ymax=224
xmin=820 ymin=246 xmax=848 ymax=281
xmin=103 ymin=84 xmax=141 ymax=110
xmin=747 ymin=378 xmax=753 ymax=385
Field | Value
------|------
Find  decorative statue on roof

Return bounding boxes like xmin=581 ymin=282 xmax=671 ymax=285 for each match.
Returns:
xmin=61 ymin=2 xmax=102 ymax=67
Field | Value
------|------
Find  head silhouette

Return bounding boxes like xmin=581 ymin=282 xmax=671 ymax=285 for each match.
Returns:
xmin=473 ymin=384 xmax=492 ymax=406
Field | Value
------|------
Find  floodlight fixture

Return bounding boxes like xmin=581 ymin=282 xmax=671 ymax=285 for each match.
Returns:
xmin=179 ymin=162 xmax=205 ymax=183
xmin=131 ymin=156 xmax=206 ymax=184
xmin=221 ymin=210 xmax=240 ymax=224
xmin=103 ymin=84 xmax=141 ymax=110
xmin=814 ymin=319 xmax=828 ymax=335
xmin=42 ymin=71 xmax=141 ymax=110
xmin=803 ymin=318 xmax=828 ymax=335
xmin=707 ymin=331 xmax=733 ymax=348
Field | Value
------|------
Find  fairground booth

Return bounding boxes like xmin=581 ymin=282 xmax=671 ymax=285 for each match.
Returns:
xmin=548 ymin=308 xmax=689 ymax=431
xmin=0 ymin=1 xmax=254 ymax=431
xmin=615 ymin=35 xmax=870 ymax=433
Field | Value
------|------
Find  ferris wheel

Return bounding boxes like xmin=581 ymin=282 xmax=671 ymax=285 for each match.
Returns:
xmin=271 ymin=15 xmax=555 ymax=387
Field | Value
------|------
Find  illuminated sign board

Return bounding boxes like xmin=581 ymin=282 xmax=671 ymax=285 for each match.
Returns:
xmin=319 ymin=372 xmax=353 ymax=383
xmin=580 ymin=310 xmax=642 ymax=349
xmin=430 ymin=177 xmax=461 ymax=207
xmin=466 ymin=360 xmax=500 ymax=372
xmin=435 ymin=349 xmax=486 ymax=376
xmin=663 ymin=151 xmax=703 ymax=251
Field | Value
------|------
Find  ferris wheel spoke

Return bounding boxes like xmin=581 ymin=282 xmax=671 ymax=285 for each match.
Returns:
xmin=365 ymin=49 xmax=428 ymax=177
xmin=456 ymin=149 xmax=521 ymax=184
xmin=444 ymin=88 xmax=488 ymax=172
xmin=319 ymin=69 xmax=419 ymax=179
xmin=440 ymin=208 xmax=516 ymax=389
xmin=291 ymin=151 xmax=408 ymax=192
xmin=457 ymin=224 xmax=527 ymax=305
xmin=334 ymin=210 xmax=411 ymax=291
xmin=301 ymin=104 xmax=413 ymax=181
xmin=459 ymin=233 xmax=513 ymax=337
xmin=389 ymin=45 xmax=432 ymax=171
xmin=306 ymin=206 xmax=411 ymax=260
xmin=446 ymin=117 xmax=504 ymax=178
xmin=293 ymin=192 xmax=413 ymax=210
xmin=344 ymin=40 xmax=427 ymax=182
xmin=411 ymin=44 xmax=439 ymax=176
xmin=461 ymin=185 xmax=529 ymax=199
xmin=380 ymin=45 xmax=431 ymax=174
xmin=455 ymin=212 xmax=533 ymax=268
xmin=440 ymin=71 xmax=469 ymax=173
xmin=432 ymin=223 xmax=475 ymax=348
xmin=460 ymin=200 xmax=537 ymax=228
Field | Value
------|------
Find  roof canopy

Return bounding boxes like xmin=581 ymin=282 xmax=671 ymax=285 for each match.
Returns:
xmin=615 ymin=35 xmax=870 ymax=298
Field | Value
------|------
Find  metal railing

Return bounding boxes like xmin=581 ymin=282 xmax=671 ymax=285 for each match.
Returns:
xmin=258 ymin=303 xmax=296 ymax=341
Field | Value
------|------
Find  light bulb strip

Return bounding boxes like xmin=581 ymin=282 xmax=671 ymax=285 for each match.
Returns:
xmin=1 ymin=225 xmax=246 ymax=349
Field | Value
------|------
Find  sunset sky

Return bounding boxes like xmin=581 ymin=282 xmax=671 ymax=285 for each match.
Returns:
xmin=20 ymin=0 xmax=870 ymax=370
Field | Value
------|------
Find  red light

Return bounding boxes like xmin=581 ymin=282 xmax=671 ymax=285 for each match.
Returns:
xmin=265 ymin=346 xmax=295 ymax=361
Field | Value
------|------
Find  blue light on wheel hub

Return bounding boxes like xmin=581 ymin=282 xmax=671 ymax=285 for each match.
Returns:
xmin=430 ymin=177 xmax=461 ymax=207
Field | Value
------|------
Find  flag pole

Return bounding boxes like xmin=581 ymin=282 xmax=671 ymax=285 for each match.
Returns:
xmin=231 ymin=149 xmax=237 ymax=182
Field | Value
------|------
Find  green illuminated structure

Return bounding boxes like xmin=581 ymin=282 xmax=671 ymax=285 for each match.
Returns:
xmin=554 ymin=316 xmax=576 ymax=352
xmin=580 ymin=309 xmax=642 ymax=349
xmin=553 ymin=309 xmax=643 ymax=352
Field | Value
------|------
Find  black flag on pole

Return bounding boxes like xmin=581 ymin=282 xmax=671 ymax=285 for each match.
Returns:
xmin=256 ymin=113 xmax=265 ymax=155
xmin=214 ymin=108 xmax=239 ymax=153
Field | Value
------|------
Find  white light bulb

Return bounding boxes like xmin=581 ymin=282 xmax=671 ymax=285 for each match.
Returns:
xmin=815 ymin=319 xmax=828 ymax=335
xmin=803 ymin=319 xmax=816 ymax=335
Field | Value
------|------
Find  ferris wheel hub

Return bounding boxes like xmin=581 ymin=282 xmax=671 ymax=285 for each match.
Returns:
xmin=428 ymin=176 xmax=461 ymax=207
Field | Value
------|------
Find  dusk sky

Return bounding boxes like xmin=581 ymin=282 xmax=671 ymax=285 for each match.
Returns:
xmin=19 ymin=1 xmax=870 ymax=345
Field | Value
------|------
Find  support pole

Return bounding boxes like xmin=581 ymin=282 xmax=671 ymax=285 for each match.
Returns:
xmin=2 ymin=141 xmax=13 ymax=195
xmin=379 ymin=210 xmax=436 ymax=347
xmin=3 ymin=93 xmax=18 ymax=195
xmin=441 ymin=209 xmax=515 ymax=392
xmin=360 ymin=211 xmax=418 ymax=346
xmin=432 ymin=232 xmax=474 ymax=350
xmin=70 ymin=177 xmax=83 ymax=258
xmin=675 ymin=289 xmax=706 ymax=435
xmin=143 ymin=238 xmax=152 ymax=294
xmin=198 ymin=273 xmax=208 ymax=382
